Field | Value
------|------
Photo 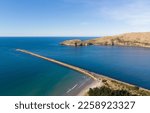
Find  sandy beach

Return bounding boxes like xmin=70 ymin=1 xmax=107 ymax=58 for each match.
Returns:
xmin=77 ymin=80 xmax=103 ymax=96
xmin=65 ymin=78 xmax=103 ymax=96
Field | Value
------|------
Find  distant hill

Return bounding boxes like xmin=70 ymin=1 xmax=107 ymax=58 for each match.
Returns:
xmin=61 ymin=32 xmax=150 ymax=48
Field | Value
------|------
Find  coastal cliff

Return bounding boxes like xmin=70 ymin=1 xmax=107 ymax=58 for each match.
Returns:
xmin=60 ymin=39 xmax=91 ymax=46
xmin=60 ymin=32 xmax=150 ymax=48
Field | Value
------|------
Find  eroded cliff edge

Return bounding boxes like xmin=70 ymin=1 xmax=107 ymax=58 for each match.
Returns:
xmin=60 ymin=32 xmax=150 ymax=48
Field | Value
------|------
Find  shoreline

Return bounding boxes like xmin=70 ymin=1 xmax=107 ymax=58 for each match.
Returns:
xmin=76 ymin=80 xmax=103 ymax=96
xmin=16 ymin=49 xmax=150 ymax=96
xmin=65 ymin=78 xmax=102 ymax=96
xmin=65 ymin=78 xmax=95 ymax=96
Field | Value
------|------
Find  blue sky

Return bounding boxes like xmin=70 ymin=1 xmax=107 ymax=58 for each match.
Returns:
xmin=0 ymin=0 xmax=150 ymax=36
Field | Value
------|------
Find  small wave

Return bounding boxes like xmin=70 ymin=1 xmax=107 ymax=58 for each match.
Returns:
xmin=78 ymin=82 xmax=86 ymax=88
xmin=66 ymin=84 xmax=78 ymax=94
xmin=78 ymin=78 xmax=91 ymax=88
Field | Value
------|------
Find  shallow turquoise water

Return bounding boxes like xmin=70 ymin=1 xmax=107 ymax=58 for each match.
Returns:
xmin=0 ymin=37 xmax=150 ymax=95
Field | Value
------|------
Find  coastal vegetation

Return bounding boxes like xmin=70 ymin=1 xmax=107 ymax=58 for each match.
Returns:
xmin=87 ymin=78 xmax=150 ymax=96
xmin=88 ymin=86 xmax=135 ymax=96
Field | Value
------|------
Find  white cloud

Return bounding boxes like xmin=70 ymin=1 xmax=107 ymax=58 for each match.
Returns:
xmin=102 ymin=0 xmax=150 ymax=27
xmin=62 ymin=0 xmax=150 ymax=35
xmin=64 ymin=0 xmax=150 ymax=27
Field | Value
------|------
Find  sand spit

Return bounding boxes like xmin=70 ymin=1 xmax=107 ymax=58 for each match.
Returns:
xmin=16 ymin=49 xmax=150 ymax=96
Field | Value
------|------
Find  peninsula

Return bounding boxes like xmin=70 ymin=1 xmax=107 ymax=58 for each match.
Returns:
xmin=61 ymin=32 xmax=150 ymax=48
xmin=16 ymin=49 xmax=150 ymax=96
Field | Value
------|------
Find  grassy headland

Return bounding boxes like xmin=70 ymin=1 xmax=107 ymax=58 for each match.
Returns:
xmin=61 ymin=32 xmax=150 ymax=48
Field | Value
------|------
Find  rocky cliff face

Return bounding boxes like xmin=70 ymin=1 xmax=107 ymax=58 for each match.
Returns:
xmin=60 ymin=39 xmax=92 ymax=46
xmin=60 ymin=32 xmax=150 ymax=48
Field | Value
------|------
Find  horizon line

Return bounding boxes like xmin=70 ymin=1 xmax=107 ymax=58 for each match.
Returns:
xmin=0 ymin=31 xmax=149 ymax=38
xmin=0 ymin=35 xmax=101 ymax=38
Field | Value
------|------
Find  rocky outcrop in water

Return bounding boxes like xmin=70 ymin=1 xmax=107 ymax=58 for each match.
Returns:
xmin=60 ymin=32 xmax=150 ymax=48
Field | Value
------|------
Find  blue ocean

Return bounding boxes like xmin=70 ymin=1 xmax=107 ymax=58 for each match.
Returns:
xmin=0 ymin=37 xmax=150 ymax=96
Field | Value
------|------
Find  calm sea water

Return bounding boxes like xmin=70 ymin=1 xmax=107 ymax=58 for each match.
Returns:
xmin=0 ymin=37 xmax=150 ymax=95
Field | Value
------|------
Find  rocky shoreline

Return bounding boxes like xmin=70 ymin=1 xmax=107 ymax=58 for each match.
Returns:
xmin=60 ymin=32 xmax=150 ymax=48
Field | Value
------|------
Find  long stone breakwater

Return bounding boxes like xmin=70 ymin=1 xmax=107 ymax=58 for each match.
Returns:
xmin=16 ymin=49 xmax=98 ymax=81
xmin=16 ymin=49 xmax=150 ymax=95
